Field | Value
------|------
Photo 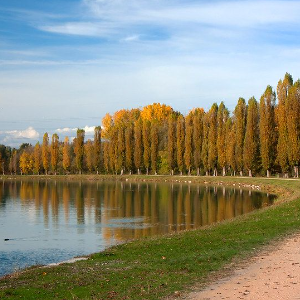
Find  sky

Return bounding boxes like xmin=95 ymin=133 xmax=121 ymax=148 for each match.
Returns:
xmin=1 ymin=0 xmax=300 ymax=147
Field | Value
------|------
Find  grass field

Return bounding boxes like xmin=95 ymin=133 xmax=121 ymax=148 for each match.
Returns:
xmin=1 ymin=175 xmax=300 ymax=299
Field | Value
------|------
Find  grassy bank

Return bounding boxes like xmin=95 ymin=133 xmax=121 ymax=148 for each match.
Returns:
xmin=1 ymin=176 xmax=300 ymax=299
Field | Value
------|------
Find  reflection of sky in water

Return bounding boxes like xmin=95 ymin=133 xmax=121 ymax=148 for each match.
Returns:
xmin=0 ymin=180 xmax=275 ymax=277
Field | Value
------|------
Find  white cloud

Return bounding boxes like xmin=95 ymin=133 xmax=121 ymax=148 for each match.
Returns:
xmin=55 ymin=126 xmax=95 ymax=134
xmin=5 ymin=127 xmax=39 ymax=140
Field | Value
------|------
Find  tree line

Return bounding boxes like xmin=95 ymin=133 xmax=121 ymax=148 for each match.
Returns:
xmin=1 ymin=72 xmax=300 ymax=177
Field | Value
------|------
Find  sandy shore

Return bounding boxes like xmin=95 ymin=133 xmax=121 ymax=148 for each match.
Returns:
xmin=187 ymin=234 xmax=300 ymax=300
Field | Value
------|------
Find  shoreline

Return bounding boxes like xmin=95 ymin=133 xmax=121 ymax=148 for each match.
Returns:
xmin=0 ymin=175 xmax=299 ymax=299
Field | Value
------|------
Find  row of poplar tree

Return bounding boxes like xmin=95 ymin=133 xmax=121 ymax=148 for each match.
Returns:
xmin=2 ymin=72 xmax=300 ymax=177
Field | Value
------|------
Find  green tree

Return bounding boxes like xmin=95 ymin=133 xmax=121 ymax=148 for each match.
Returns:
xmin=85 ymin=139 xmax=94 ymax=173
xmin=277 ymin=73 xmax=293 ymax=177
xmin=286 ymin=80 xmax=300 ymax=177
xmin=234 ymin=98 xmax=247 ymax=176
xmin=151 ymin=122 xmax=159 ymax=174
xmin=117 ymin=127 xmax=125 ymax=174
xmin=74 ymin=129 xmax=85 ymax=174
xmin=259 ymin=86 xmax=277 ymax=177
xmin=243 ymin=97 xmax=259 ymax=177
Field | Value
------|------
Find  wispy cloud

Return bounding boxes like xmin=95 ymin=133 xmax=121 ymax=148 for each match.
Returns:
xmin=56 ymin=126 xmax=96 ymax=134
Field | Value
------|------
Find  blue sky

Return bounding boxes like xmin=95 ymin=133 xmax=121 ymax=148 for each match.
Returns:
xmin=1 ymin=0 xmax=300 ymax=146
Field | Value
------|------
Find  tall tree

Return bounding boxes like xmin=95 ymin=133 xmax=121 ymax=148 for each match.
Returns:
xmin=42 ymin=133 xmax=49 ymax=175
xmin=151 ymin=122 xmax=159 ymax=174
xmin=201 ymin=113 xmax=209 ymax=176
xmin=259 ymin=86 xmax=277 ymax=177
xmin=117 ymin=127 xmax=125 ymax=174
xmin=217 ymin=102 xmax=229 ymax=176
xmin=167 ymin=115 xmax=177 ymax=175
xmin=184 ymin=113 xmax=193 ymax=175
xmin=176 ymin=116 xmax=185 ymax=175
xmin=33 ymin=142 xmax=41 ymax=175
xmin=85 ymin=139 xmax=94 ymax=173
xmin=243 ymin=97 xmax=259 ymax=177
xmin=277 ymin=73 xmax=293 ymax=177
xmin=193 ymin=109 xmax=204 ymax=176
xmin=62 ymin=137 xmax=71 ymax=173
xmin=134 ymin=119 xmax=143 ymax=174
xmin=234 ymin=98 xmax=247 ymax=176
xmin=286 ymin=80 xmax=300 ymax=177
xmin=143 ymin=120 xmax=151 ymax=175
xmin=225 ymin=118 xmax=236 ymax=175
xmin=74 ymin=129 xmax=85 ymax=174
xmin=207 ymin=103 xmax=218 ymax=176
xmin=51 ymin=133 xmax=59 ymax=175
xmin=125 ymin=124 xmax=133 ymax=174
xmin=94 ymin=126 xmax=102 ymax=174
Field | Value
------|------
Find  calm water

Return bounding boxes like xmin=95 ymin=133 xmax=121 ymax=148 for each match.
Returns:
xmin=0 ymin=180 xmax=275 ymax=277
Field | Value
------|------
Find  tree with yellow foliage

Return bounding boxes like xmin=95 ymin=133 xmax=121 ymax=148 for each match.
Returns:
xmin=63 ymin=137 xmax=70 ymax=173
xmin=74 ymin=129 xmax=85 ymax=174
xmin=33 ymin=142 xmax=41 ymax=175
xmin=42 ymin=133 xmax=49 ymax=174
xmin=51 ymin=133 xmax=59 ymax=175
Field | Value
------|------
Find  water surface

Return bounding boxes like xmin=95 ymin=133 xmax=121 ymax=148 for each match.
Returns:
xmin=0 ymin=180 xmax=275 ymax=277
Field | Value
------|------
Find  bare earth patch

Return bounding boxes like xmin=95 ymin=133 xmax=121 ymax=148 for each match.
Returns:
xmin=186 ymin=234 xmax=300 ymax=300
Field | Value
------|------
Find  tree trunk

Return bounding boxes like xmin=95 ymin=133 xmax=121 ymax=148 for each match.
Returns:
xmin=267 ymin=169 xmax=270 ymax=178
xmin=240 ymin=170 xmax=243 ymax=176
xmin=294 ymin=166 xmax=299 ymax=178
xmin=146 ymin=167 xmax=149 ymax=175
xmin=188 ymin=167 xmax=191 ymax=176
xmin=214 ymin=168 xmax=217 ymax=176
xmin=129 ymin=170 xmax=132 ymax=175
xmin=120 ymin=169 xmax=124 ymax=175
xmin=248 ymin=169 xmax=252 ymax=177
xmin=222 ymin=166 xmax=226 ymax=176
xmin=137 ymin=168 xmax=140 ymax=175
xmin=180 ymin=171 xmax=183 ymax=176
xmin=205 ymin=171 xmax=208 ymax=176
xmin=233 ymin=170 xmax=236 ymax=176
xmin=171 ymin=169 xmax=174 ymax=176
xmin=197 ymin=168 xmax=200 ymax=176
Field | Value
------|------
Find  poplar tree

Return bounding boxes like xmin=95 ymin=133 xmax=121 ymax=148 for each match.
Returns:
xmin=117 ymin=127 xmax=125 ymax=174
xmin=201 ymin=113 xmax=209 ymax=175
xmin=193 ymin=109 xmax=204 ymax=176
xmin=62 ymin=137 xmax=70 ymax=173
xmin=286 ymin=80 xmax=300 ymax=177
xmin=134 ymin=119 xmax=143 ymax=174
xmin=150 ymin=122 xmax=159 ymax=174
xmin=167 ymin=115 xmax=176 ymax=175
xmin=103 ymin=142 xmax=110 ymax=173
xmin=94 ymin=126 xmax=102 ymax=174
xmin=217 ymin=102 xmax=229 ymax=176
xmin=85 ymin=139 xmax=94 ymax=173
xmin=33 ymin=142 xmax=41 ymax=175
xmin=243 ymin=97 xmax=259 ymax=177
xmin=259 ymin=86 xmax=276 ymax=177
xmin=74 ymin=129 xmax=85 ymax=174
xmin=234 ymin=98 xmax=247 ymax=176
xmin=143 ymin=120 xmax=151 ymax=175
xmin=225 ymin=118 xmax=236 ymax=175
xmin=184 ymin=114 xmax=193 ymax=175
xmin=125 ymin=124 xmax=133 ymax=174
xmin=51 ymin=133 xmax=59 ymax=175
xmin=207 ymin=103 xmax=218 ymax=176
xmin=276 ymin=73 xmax=292 ymax=177
xmin=176 ymin=116 xmax=185 ymax=175
xmin=42 ymin=133 xmax=49 ymax=175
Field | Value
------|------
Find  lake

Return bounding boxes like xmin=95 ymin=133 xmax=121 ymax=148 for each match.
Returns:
xmin=0 ymin=179 xmax=275 ymax=277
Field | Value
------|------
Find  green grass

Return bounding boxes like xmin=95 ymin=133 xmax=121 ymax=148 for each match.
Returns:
xmin=1 ymin=176 xmax=300 ymax=299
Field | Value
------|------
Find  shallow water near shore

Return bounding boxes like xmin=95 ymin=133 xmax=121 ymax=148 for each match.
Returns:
xmin=0 ymin=179 xmax=275 ymax=277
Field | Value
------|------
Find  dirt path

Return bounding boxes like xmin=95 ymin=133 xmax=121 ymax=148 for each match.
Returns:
xmin=186 ymin=234 xmax=300 ymax=300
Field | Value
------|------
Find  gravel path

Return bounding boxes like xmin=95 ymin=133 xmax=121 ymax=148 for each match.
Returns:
xmin=187 ymin=234 xmax=300 ymax=300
